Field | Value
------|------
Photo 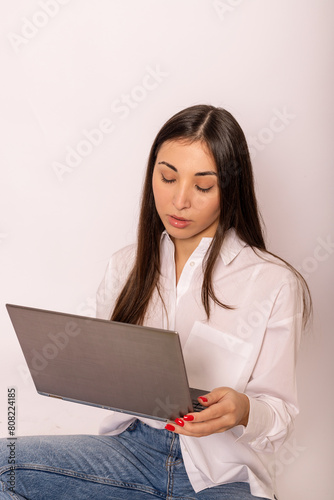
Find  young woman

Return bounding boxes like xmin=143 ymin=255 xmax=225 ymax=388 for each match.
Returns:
xmin=0 ymin=105 xmax=311 ymax=499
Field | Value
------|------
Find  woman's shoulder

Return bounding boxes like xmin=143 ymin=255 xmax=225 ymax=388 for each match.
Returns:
xmin=96 ymin=244 xmax=137 ymax=319
xmin=110 ymin=243 xmax=137 ymax=263
xmin=105 ymin=243 xmax=137 ymax=277
xmin=220 ymin=229 xmax=300 ymax=286
xmin=245 ymin=246 xmax=301 ymax=285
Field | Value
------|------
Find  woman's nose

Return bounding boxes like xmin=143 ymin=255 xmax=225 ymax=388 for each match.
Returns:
xmin=172 ymin=185 xmax=191 ymax=211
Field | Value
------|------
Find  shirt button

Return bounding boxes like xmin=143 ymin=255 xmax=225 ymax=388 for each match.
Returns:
xmin=189 ymin=261 xmax=195 ymax=267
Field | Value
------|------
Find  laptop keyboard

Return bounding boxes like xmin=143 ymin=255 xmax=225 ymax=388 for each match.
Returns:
xmin=192 ymin=399 xmax=205 ymax=412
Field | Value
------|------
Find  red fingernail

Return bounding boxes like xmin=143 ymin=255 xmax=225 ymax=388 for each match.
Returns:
xmin=174 ymin=418 xmax=184 ymax=427
xmin=183 ymin=414 xmax=194 ymax=421
xmin=165 ymin=424 xmax=175 ymax=431
xmin=199 ymin=396 xmax=208 ymax=402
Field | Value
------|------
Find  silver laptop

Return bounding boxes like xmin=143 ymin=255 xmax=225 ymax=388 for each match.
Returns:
xmin=6 ymin=304 xmax=207 ymax=421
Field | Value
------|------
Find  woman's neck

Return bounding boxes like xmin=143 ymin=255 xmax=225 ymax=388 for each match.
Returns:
xmin=172 ymin=236 xmax=200 ymax=285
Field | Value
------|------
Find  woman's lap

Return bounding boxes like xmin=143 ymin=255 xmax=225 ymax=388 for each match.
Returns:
xmin=0 ymin=420 xmax=269 ymax=499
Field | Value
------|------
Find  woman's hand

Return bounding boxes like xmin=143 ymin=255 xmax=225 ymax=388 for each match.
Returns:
xmin=165 ymin=387 xmax=250 ymax=437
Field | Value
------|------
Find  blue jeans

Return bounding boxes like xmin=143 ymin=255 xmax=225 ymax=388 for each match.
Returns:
xmin=0 ymin=420 xmax=269 ymax=499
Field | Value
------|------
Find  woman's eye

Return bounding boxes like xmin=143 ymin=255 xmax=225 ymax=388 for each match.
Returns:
xmin=196 ymin=185 xmax=213 ymax=193
xmin=161 ymin=174 xmax=175 ymax=184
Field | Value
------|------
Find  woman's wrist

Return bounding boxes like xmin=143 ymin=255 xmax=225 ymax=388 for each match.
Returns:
xmin=239 ymin=393 xmax=250 ymax=427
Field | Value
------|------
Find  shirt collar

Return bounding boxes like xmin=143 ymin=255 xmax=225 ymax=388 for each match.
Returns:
xmin=220 ymin=228 xmax=247 ymax=265
xmin=160 ymin=228 xmax=247 ymax=265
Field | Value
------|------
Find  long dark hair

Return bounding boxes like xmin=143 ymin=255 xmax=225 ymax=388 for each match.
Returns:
xmin=111 ymin=105 xmax=312 ymax=327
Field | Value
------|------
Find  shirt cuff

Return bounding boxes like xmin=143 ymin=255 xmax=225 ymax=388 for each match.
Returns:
xmin=235 ymin=395 xmax=275 ymax=451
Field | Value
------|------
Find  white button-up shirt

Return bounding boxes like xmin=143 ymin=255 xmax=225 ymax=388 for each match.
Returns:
xmin=96 ymin=229 xmax=303 ymax=500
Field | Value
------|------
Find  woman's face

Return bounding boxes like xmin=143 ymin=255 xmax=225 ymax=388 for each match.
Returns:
xmin=152 ymin=139 xmax=220 ymax=248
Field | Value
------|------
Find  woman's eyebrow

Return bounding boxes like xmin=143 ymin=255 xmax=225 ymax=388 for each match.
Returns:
xmin=158 ymin=161 xmax=177 ymax=172
xmin=158 ymin=161 xmax=217 ymax=177
xmin=195 ymin=171 xmax=217 ymax=177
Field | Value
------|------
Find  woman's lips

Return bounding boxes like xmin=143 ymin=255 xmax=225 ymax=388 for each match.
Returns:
xmin=167 ymin=215 xmax=192 ymax=229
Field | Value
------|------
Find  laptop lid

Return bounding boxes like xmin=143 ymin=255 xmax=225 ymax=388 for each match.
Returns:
xmin=6 ymin=304 xmax=205 ymax=421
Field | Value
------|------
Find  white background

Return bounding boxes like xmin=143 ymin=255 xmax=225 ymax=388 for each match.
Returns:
xmin=1 ymin=1 xmax=333 ymax=498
